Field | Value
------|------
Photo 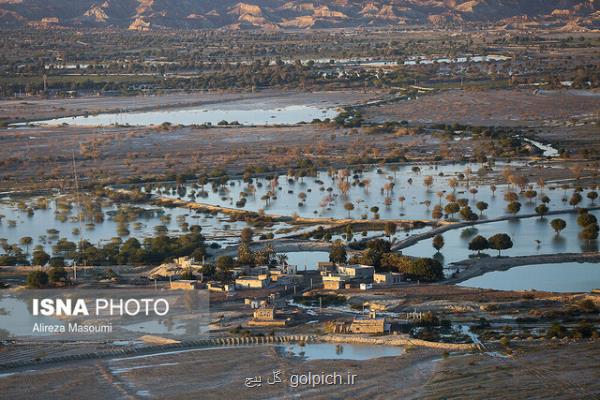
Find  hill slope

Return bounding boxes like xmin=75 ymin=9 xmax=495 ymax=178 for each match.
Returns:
xmin=0 ymin=0 xmax=598 ymax=30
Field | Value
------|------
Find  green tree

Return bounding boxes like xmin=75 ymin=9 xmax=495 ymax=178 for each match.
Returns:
xmin=344 ymin=202 xmax=355 ymax=218
xmin=48 ymin=266 xmax=67 ymax=283
xmin=550 ymin=218 xmax=567 ymax=235
xmin=432 ymin=234 xmax=445 ymax=251
xmin=468 ymin=235 xmax=489 ymax=255
xmin=587 ymin=191 xmax=598 ymax=204
xmin=488 ymin=233 xmax=513 ymax=256
xmin=577 ymin=212 xmax=597 ymax=228
xmin=444 ymin=202 xmax=460 ymax=218
xmin=383 ymin=222 xmax=397 ymax=241
xmin=32 ymin=249 xmax=50 ymax=266
xmin=507 ymin=201 xmax=521 ymax=215
xmin=49 ymin=257 xmax=65 ymax=268
xmin=581 ymin=224 xmax=599 ymax=241
xmin=475 ymin=201 xmax=488 ymax=215
xmin=569 ymin=192 xmax=582 ymax=207
xmin=459 ymin=206 xmax=478 ymax=221
xmin=431 ymin=205 xmax=443 ymax=220
xmin=370 ymin=206 xmax=379 ymax=219
xmin=535 ymin=204 xmax=549 ymax=219
xmin=27 ymin=270 xmax=49 ymax=288
xmin=19 ymin=236 xmax=33 ymax=254
xmin=240 ymin=227 xmax=254 ymax=244
xmin=237 ymin=242 xmax=255 ymax=266
xmin=405 ymin=258 xmax=443 ymax=282
xmin=216 ymin=255 xmax=235 ymax=271
xmin=329 ymin=240 xmax=347 ymax=264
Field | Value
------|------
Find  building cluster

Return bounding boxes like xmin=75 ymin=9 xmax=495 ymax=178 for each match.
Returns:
xmin=318 ymin=262 xmax=402 ymax=290
xmin=166 ymin=257 xmax=303 ymax=293
xmin=233 ymin=264 xmax=302 ymax=290
xmin=329 ymin=310 xmax=390 ymax=334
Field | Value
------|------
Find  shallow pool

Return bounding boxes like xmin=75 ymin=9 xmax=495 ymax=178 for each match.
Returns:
xmin=459 ymin=262 xmax=600 ymax=292
xmin=277 ymin=342 xmax=403 ymax=360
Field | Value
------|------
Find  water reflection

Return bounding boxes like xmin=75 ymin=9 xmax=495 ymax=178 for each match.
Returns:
xmin=460 ymin=262 xmax=600 ymax=292
xmin=278 ymin=343 xmax=403 ymax=361
xmin=403 ymin=212 xmax=599 ymax=265
xmin=24 ymin=105 xmax=337 ymax=127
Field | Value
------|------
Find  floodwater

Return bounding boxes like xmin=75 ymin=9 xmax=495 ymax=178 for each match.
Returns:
xmin=149 ymin=161 xmax=596 ymax=221
xmin=121 ymin=318 xmax=208 ymax=336
xmin=0 ymin=296 xmax=62 ymax=337
xmin=277 ymin=342 xmax=403 ymax=360
xmin=23 ymin=105 xmax=337 ymax=127
xmin=459 ymin=262 xmax=600 ymax=292
xmin=282 ymin=251 xmax=330 ymax=270
xmin=401 ymin=211 xmax=599 ymax=265
xmin=0 ymin=196 xmax=275 ymax=256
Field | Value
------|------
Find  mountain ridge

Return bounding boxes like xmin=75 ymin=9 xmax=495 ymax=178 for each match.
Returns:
xmin=0 ymin=0 xmax=598 ymax=30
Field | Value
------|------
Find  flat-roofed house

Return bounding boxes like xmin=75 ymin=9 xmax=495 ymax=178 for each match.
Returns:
xmin=337 ymin=264 xmax=374 ymax=280
xmin=235 ymin=274 xmax=270 ymax=289
xmin=322 ymin=274 xmax=346 ymax=290
xmin=350 ymin=311 xmax=389 ymax=334
xmin=169 ymin=280 xmax=203 ymax=290
xmin=374 ymin=272 xmax=403 ymax=286
xmin=248 ymin=306 xmax=287 ymax=327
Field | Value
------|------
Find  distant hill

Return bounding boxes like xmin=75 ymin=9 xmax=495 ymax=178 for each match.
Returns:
xmin=1 ymin=0 xmax=598 ymax=30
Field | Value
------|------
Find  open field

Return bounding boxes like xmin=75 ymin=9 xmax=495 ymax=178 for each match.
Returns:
xmin=363 ymin=89 xmax=600 ymax=127
xmin=1 ymin=339 xmax=599 ymax=399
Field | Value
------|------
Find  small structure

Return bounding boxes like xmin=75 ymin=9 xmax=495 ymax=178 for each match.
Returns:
xmin=322 ymin=275 xmax=346 ymax=290
xmin=318 ymin=262 xmax=336 ymax=274
xmin=349 ymin=311 xmax=389 ymax=334
xmin=148 ymin=256 xmax=205 ymax=279
xmin=207 ymin=281 xmax=235 ymax=292
xmin=170 ymin=280 xmax=203 ymax=290
xmin=235 ymin=274 xmax=270 ymax=289
xmin=374 ymin=272 xmax=403 ymax=286
xmin=248 ymin=306 xmax=287 ymax=327
xmin=337 ymin=264 xmax=374 ymax=280
xmin=269 ymin=270 xmax=302 ymax=286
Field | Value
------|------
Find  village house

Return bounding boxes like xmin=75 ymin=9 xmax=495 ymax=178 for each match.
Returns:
xmin=248 ymin=306 xmax=287 ymax=327
xmin=336 ymin=264 xmax=375 ymax=280
xmin=169 ymin=279 xmax=204 ymax=290
xmin=317 ymin=261 xmax=337 ymax=274
xmin=235 ymin=274 xmax=270 ymax=289
xmin=322 ymin=274 xmax=346 ymax=290
xmin=269 ymin=269 xmax=303 ymax=286
xmin=148 ymin=256 xmax=206 ymax=280
xmin=232 ymin=265 xmax=270 ymax=278
xmin=350 ymin=311 xmax=389 ymax=334
xmin=373 ymin=272 xmax=403 ymax=286
xmin=207 ymin=281 xmax=235 ymax=293
xmin=328 ymin=311 xmax=389 ymax=334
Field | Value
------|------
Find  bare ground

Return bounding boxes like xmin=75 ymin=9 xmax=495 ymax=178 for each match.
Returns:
xmin=363 ymin=89 xmax=600 ymax=127
xmin=2 ymin=340 xmax=599 ymax=399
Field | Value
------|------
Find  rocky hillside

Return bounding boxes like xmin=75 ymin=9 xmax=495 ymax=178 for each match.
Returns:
xmin=1 ymin=0 xmax=598 ymax=30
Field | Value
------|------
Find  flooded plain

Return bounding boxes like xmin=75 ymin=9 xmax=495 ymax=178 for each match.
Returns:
xmin=21 ymin=104 xmax=338 ymax=127
xmin=459 ymin=262 xmax=600 ymax=292
xmin=149 ymin=162 xmax=597 ymax=221
xmin=401 ymin=211 xmax=600 ymax=264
